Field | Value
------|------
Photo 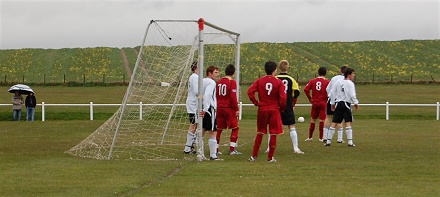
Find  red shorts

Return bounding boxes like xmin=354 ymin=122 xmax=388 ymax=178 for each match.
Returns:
xmin=311 ymin=101 xmax=327 ymax=120
xmin=216 ymin=108 xmax=238 ymax=130
xmin=256 ymin=108 xmax=284 ymax=135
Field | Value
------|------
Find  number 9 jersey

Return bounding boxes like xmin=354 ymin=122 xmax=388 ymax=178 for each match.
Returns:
xmin=247 ymin=75 xmax=286 ymax=111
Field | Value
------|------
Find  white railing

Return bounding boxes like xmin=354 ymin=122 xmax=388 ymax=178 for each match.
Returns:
xmin=1 ymin=102 xmax=439 ymax=121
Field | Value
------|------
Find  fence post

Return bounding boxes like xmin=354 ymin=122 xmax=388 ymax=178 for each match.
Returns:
xmin=90 ymin=102 xmax=93 ymax=120
xmin=41 ymin=102 xmax=45 ymax=122
xmin=139 ymin=102 xmax=143 ymax=120
xmin=239 ymin=102 xmax=242 ymax=120
xmin=386 ymin=102 xmax=389 ymax=120
xmin=437 ymin=102 xmax=439 ymax=121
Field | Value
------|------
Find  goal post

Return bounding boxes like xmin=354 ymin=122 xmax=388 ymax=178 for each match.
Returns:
xmin=66 ymin=18 xmax=240 ymax=161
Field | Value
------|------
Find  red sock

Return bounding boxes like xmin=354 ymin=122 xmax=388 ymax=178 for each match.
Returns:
xmin=252 ymin=133 xmax=263 ymax=158
xmin=319 ymin=121 xmax=324 ymax=139
xmin=308 ymin=122 xmax=316 ymax=138
xmin=230 ymin=128 xmax=239 ymax=151
xmin=268 ymin=135 xmax=277 ymax=160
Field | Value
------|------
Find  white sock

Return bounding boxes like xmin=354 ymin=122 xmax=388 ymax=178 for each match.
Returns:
xmin=200 ymin=136 xmax=205 ymax=158
xmin=184 ymin=131 xmax=195 ymax=152
xmin=208 ymin=138 xmax=217 ymax=158
xmin=191 ymin=133 xmax=196 ymax=145
xmin=323 ymin=127 xmax=328 ymax=140
xmin=337 ymin=128 xmax=343 ymax=141
xmin=290 ymin=128 xmax=299 ymax=151
xmin=346 ymin=126 xmax=353 ymax=145
xmin=266 ymin=135 xmax=271 ymax=152
xmin=327 ymin=127 xmax=335 ymax=144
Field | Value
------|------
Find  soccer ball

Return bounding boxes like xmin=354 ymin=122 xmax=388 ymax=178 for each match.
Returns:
xmin=297 ymin=116 xmax=305 ymax=123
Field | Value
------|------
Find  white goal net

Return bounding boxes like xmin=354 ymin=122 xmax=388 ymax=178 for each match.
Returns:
xmin=66 ymin=19 xmax=240 ymax=160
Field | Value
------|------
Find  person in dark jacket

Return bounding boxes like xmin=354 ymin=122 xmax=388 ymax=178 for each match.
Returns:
xmin=25 ymin=92 xmax=37 ymax=121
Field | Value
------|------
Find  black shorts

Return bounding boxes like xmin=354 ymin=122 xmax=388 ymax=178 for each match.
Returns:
xmin=188 ymin=113 xmax=196 ymax=124
xmin=280 ymin=108 xmax=295 ymax=125
xmin=332 ymin=102 xmax=353 ymax=123
xmin=202 ymin=106 xmax=217 ymax=131
xmin=326 ymin=99 xmax=334 ymax=115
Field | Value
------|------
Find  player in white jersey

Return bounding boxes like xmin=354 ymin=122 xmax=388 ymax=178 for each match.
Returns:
xmin=324 ymin=68 xmax=359 ymax=147
xmin=184 ymin=61 xmax=199 ymax=154
xmin=200 ymin=65 xmax=221 ymax=160
xmin=323 ymin=66 xmax=346 ymax=143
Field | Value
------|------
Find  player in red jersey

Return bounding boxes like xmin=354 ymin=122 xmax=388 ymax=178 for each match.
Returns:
xmin=247 ymin=61 xmax=286 ymax=162
xmin=215 ymin=64 xmax=241 ymax=155
xmin=304 ymin=67 xmax=330 ymax=142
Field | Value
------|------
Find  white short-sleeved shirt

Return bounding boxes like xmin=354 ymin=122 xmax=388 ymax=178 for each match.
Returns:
xmin=186 ymin=73 xmax=198 ymax=113
xmin=202 ymin=77 xmax=217 ymax=112
xmin=326 ymin=74 xmax=344 ymax=97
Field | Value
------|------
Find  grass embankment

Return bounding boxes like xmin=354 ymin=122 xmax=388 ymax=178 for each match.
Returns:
xmin=1 ymin=40 xmax=439 ymax=84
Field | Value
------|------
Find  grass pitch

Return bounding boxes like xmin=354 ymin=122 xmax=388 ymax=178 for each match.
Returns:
xmin=0 ymin=84 xmax=439 ymax=196
xmin=0 ymin=119 xmax=439 ymax=196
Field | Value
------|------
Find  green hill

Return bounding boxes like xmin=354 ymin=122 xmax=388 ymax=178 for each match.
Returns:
xmin=0 ymin=40 xmax=438 ymax=85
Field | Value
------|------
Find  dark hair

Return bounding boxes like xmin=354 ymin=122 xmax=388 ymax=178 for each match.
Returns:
xmin=318 ymin=67 xmax=327 ymax=76
xmin=205 ymin=65 xmax=218 ymax=76
xmin=264 ymin=61 xmax=277 ymax=75
xmin=225 ymin=64 xmax=235 ymax=76
xmin=191 ymin=61 xmax=198 ymax=72
xmin=344 ymin=68 xmax=355 ymax=78
xmin=340 ymin=65 xmax=347 ymax=74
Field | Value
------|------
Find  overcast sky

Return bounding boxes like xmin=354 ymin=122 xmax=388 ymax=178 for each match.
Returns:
xmin=0 ymin=0 xmax=439 ymax=49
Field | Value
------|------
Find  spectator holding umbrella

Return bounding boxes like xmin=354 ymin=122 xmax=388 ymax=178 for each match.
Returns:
xmin=25 ymin=92 xmax=37 ymax=121
xmin=12 ymin=91 xmax=23 ymax=121
xmin=8 ymin=84 xmax=34 ymax=121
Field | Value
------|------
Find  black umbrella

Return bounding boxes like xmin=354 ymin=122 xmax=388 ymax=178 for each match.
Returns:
xmin=8 ymin=84 xmax=34 ymax=95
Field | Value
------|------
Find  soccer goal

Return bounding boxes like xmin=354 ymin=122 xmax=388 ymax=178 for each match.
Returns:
xmin=66 ymin=19 xmax=240 ymax=160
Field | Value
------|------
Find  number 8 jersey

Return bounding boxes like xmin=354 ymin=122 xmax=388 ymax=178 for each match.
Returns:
xmin=276 ymin=73 xmax=300 ymax=109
